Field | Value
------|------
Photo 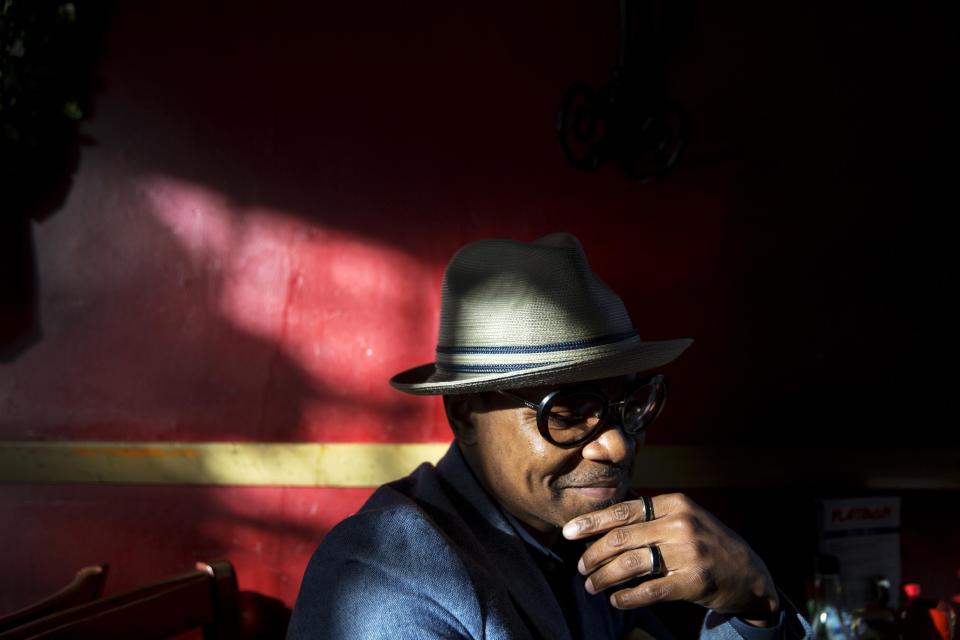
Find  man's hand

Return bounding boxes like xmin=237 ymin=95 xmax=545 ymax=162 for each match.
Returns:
xmin=562 ymin=493 xmax=781 ymax=627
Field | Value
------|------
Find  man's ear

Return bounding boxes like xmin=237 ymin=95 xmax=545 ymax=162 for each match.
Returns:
xmin=443 ymin=394 xmax=480 ymax=446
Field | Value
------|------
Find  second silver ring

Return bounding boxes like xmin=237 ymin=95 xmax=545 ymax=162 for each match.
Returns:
xmin=647 ymin=544 xmax=665 ymax=577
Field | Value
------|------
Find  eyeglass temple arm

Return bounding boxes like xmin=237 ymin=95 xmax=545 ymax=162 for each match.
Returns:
xmin=497 ymin=390 xmax=540 ymax=412
xmin=499 ymin=390 xmax=629 ymax=410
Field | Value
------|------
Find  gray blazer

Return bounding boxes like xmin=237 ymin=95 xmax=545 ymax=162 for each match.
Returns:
xmin=288 ymin=444 xmax=811 ymax=639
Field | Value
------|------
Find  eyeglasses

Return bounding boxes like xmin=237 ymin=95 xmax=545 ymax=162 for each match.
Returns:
xmin=497 ymin=373 xmax=668 ymax=448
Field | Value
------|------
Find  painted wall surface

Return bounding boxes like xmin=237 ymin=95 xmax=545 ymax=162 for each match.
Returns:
xmin=1 ymin=0 xmax=957 ymax=623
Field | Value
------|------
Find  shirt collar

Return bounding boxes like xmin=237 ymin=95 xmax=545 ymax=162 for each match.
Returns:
xmin=501 ymin=507 xmax=565 ymax=563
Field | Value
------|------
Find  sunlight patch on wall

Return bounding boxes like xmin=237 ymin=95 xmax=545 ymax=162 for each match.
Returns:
xmin=141 ymin=175 xmax=442 ymax=439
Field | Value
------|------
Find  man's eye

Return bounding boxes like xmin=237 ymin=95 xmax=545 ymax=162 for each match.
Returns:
xmin=548 ymin=413 xmax=588 ymax=428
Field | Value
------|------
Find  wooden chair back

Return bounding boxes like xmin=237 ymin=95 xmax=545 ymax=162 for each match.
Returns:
xmin=0 ymin=565 xmax=108 ymax=633
xmin=0 ymin=560 xmax=239 ymax=640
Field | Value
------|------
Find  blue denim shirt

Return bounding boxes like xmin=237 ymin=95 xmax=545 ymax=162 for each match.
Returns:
xmin=288 ymin=443 xmax=811 ymax=639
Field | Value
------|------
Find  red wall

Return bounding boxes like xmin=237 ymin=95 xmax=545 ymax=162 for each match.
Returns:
xmin=1 ymin=0 xmax=957 ymax=623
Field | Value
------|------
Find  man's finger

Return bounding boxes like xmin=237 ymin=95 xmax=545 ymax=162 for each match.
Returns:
xmin=577 ymin=519 xmax=671 ymax=574
xmin=562 ymin=495 xmax=669 ymax=540
xmin=609 ymin=573 xmax=693 ymax=610
xmin=584 ymin=544 xmax=673 ymax=594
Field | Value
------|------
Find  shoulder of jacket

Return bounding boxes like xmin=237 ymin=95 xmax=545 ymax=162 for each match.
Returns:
xmin=313 ymin=478 xmax=460 ymax=572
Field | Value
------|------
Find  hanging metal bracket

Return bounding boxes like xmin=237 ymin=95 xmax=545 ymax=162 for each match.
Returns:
xmin=557 ymin=0 xmax=690 ymax=183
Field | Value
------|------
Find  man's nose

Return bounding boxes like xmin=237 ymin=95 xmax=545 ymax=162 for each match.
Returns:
xmin=580 ymin=422 xmax=635 ymax=464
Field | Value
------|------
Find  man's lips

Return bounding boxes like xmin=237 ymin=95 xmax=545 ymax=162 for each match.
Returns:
xmin=562 ymin=476 xmax=627 ymax=499
xmin=565 ymin=480 xmax=622 ymax=488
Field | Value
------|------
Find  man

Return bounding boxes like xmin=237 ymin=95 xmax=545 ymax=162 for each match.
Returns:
xmin=288 ymin=233 xmax=811 ymax=639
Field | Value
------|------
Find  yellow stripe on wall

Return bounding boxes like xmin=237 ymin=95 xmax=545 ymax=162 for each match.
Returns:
xmin=0 ymin=441 xmax=450 ymax=487
xmin=0 ymin=441 xmax=957 ymax=488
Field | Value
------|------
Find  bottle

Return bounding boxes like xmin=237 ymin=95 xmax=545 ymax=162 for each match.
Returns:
xmin=851 ymin=576 xmax=899 ymax=640
xmin=811 ymin=554 xmax=858 ymax=640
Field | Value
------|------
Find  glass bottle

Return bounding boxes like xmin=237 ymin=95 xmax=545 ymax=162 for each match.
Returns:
xmin=852 ymin=576 xmax=899 ymax=640
xmin=811 ymin=554 xmax=858 ymax=640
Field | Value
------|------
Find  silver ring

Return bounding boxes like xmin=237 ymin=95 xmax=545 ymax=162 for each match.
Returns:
xmin=640 ymin=495 xmax=654 ymax=522
xmin=647 ymin=544 xmax=664 ymax=577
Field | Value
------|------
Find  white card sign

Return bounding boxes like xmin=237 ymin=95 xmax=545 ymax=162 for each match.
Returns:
xmin=817 ymin=497 xmax=902 ymax=610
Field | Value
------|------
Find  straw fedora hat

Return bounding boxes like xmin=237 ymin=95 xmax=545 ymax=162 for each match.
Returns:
xmin=389 ymin=232 xmax=692 ymax=395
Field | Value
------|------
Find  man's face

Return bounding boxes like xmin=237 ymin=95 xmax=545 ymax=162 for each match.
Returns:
xmin=456 ymin=375 xmax=643 ymax=536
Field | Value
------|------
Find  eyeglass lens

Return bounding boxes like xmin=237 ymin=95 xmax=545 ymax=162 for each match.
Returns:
xmin=544 ymin=379 xmax=663 ymax=445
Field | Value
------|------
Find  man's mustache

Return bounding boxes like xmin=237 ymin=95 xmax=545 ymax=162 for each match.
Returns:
xmin=553 ymin=465 xmax=629 ymax=489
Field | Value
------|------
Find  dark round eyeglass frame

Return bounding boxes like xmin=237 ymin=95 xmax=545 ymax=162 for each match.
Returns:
xmin=497 ymin=373 xmax=668 ymax=448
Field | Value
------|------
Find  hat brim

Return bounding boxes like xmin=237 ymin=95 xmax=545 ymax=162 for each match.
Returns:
xmin=389 ymin=338 xmax=693 ymax=396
